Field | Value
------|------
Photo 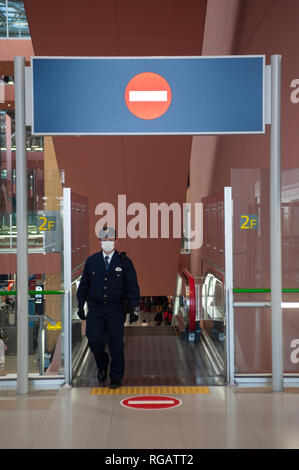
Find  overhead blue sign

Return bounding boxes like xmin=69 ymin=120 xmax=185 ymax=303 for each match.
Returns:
xmin=31 ymin=56 xmax=265 ymax=135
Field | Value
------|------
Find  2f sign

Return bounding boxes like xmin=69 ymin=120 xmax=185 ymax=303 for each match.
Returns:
xmin=240 ymin=215 xmax=258 ymax=230
xmin=290 ymin=79 xmax=299 ymax=103
xmin=38 ymin=216 xmax=56 ymax=231
xmin=290 ymin=339 xmax=299 ymax=364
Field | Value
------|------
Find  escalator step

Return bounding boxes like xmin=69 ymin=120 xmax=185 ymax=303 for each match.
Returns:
xmin=73 ymin=324 xmax=225 ymax=387
xmin=125 ymin=326 xmax=176 ymax=337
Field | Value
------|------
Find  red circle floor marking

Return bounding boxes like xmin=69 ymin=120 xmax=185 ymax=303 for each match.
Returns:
xmin=121 ymin=395 xmax=182 ymax=410
xmin=125 ymin=72 xmax=172 ymax=120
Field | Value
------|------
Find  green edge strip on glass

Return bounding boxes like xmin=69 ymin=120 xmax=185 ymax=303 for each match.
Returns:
xmin=0 ymin=290 xmax=65 ymax=295
xmin=233 ymin=289 xmax=299 ymax=293
xmin=2 ymin=288 xmax=298 ymax=295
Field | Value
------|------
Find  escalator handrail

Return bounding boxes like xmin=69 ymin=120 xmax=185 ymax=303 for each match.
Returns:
xmin=179 ymin=268 xmax=196 ymax=333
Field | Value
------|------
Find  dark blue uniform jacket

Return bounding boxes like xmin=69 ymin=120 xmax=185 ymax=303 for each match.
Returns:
xmin=77 ymin=250 xmax=140 ymax=312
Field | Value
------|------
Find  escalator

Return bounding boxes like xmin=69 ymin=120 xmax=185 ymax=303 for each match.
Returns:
xmin=72 ymin=269 xmax=226 ymax=387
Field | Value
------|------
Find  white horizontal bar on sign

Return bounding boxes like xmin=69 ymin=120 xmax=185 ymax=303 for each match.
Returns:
xmin=129 ymin=91 xmax=168 ymax=102
xmin=128 ymin=400 xmax=174 ymax=405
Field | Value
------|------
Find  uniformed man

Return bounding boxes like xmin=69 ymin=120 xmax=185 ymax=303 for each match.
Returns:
xmin=77 ymin=227 xmax=140 ymax=389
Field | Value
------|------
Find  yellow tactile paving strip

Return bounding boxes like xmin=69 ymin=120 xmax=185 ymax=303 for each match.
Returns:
xmin=91 ymin=386 xmax=210 ymax=395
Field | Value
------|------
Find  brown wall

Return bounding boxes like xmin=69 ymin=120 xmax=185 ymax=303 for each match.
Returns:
xmin=0 ymin=253 xmax=61 ymax=274
xmin=53 ymin=135 xmax=191 ymax=295
xmin=24 ymin=0 xmax=207 ymax=296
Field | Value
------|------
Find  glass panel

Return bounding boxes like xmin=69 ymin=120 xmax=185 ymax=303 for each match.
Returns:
xmin=1 ymin=107 xmax=65 ymax=379
xmin=0 ymin=208 xmax=62 ymax=252
xmin=28 ymin=277 xmax=63 ymax=376
xmin=0 ymin=1 xmax=7 ymax=37
xmin=202 ymin=273 xmax=225 ymax=323
xmin=173 ymin=273 xmax=190 ymax=334
xmin=173 ymin=271 xmax=226 ymax=384
xmin=7 ymin=1 xmax=30 ymax=37
xmin=0 ymin=275 xmax=64 ymax=377
xmin=281 ymin=170 xmax=299 ymax=373
xmin=42 ymin=293 xmax=63 ymax=376
xmin=36 ymin=187 xmax=64 ymax=377
xmin=232 ymin=169 xmax=299 ymax=375
xmin=200 ymin=272 xmax=225 ymax=357
xmin=201 ymin=190 xmax=227 ymax=381
xmin=0 ymin=276 xmax=16 ymax=375
xmin=71 ymin=193 xmax=90 ymax=378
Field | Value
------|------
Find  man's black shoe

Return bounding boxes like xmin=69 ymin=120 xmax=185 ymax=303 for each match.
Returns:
xmin=109 ymin=380 xmax=122 ymax=389
xmin=97 ymin=369 xmax=108 ymax=382
xmin=97 ymin=353 xmax=110 ymax=382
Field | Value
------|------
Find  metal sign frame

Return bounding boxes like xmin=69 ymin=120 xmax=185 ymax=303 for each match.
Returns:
xmin=29 ymin=55 xmax=266 ymax=136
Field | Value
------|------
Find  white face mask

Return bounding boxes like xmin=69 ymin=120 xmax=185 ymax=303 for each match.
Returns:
xmin=101 ymin=240 xmax=115 ymax=253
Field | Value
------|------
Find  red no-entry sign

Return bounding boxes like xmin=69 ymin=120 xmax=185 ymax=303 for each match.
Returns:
xmin=121 ymin=395 xmax=182 ymax=410
xmin=125 ymin=72 xmax=172 ymax=120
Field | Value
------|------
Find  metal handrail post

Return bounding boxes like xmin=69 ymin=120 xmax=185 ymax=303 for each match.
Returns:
xmin=9 ymin=214 xmax=12 ymax=249
xmin=224 ymin=187 xmax=234 ymax=386
xmin=270 ymin=55 xmax=283 ymax=392
xmin=63 ymin=188 xmax=72 ymax=386
xmin=15 ymin=56 xmax=28 ymax=394
xmin=38 ymin=315 xmax=45 ymax=375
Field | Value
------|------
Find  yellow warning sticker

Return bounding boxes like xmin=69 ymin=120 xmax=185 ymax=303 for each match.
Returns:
xmin=91 ymin=386 xmax=210 ymax=395
xmin=47 ymin=321 xmax=62 ymax=330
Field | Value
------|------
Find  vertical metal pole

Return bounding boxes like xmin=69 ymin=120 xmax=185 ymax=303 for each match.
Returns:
xmin=63 ymin=188 xmax=72 ymax=386
xmin=9 ymin=213 xmax=12 ymax=249
xmin=270 ymin=55 xmax=283 ymax=392
xmin=6 ymin=0 xmax=8 ymax=38
xmin=15 ymin=56 xmax=28 ymax=394
xmin=204 ymin=283 xmax=207 ymax=320
xmin=224 ymin=187 xmax=234 ymax=385
xmin=38 ymin=316 xmax=45 ymax=375
xmin=195 ymin=283 xmax=200 ymax=322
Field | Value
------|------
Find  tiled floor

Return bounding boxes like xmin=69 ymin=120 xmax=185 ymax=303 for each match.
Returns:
xmin=0 ymin=386 xmax=299 ymax=449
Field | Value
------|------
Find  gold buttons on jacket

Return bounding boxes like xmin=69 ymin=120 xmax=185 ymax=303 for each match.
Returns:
xmin=104 ymin=286 xmax=107 ymax=289
xmin=104 ymin=277 xmax=108 ymax=281
xmin=104 ymin=294 xmax=107 ymax=298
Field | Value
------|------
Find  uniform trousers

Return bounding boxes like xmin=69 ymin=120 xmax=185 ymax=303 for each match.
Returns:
xmin=85 ymin=303 xmax=125 ymax=382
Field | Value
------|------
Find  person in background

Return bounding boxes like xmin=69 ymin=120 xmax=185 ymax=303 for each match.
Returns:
xmin=164 ymin=306 xmax=173 ymax=326
xmin=154 ymin=305 xmax=163 ymax=326
xmin=0 ymin=328 xmax=8 ymax=375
